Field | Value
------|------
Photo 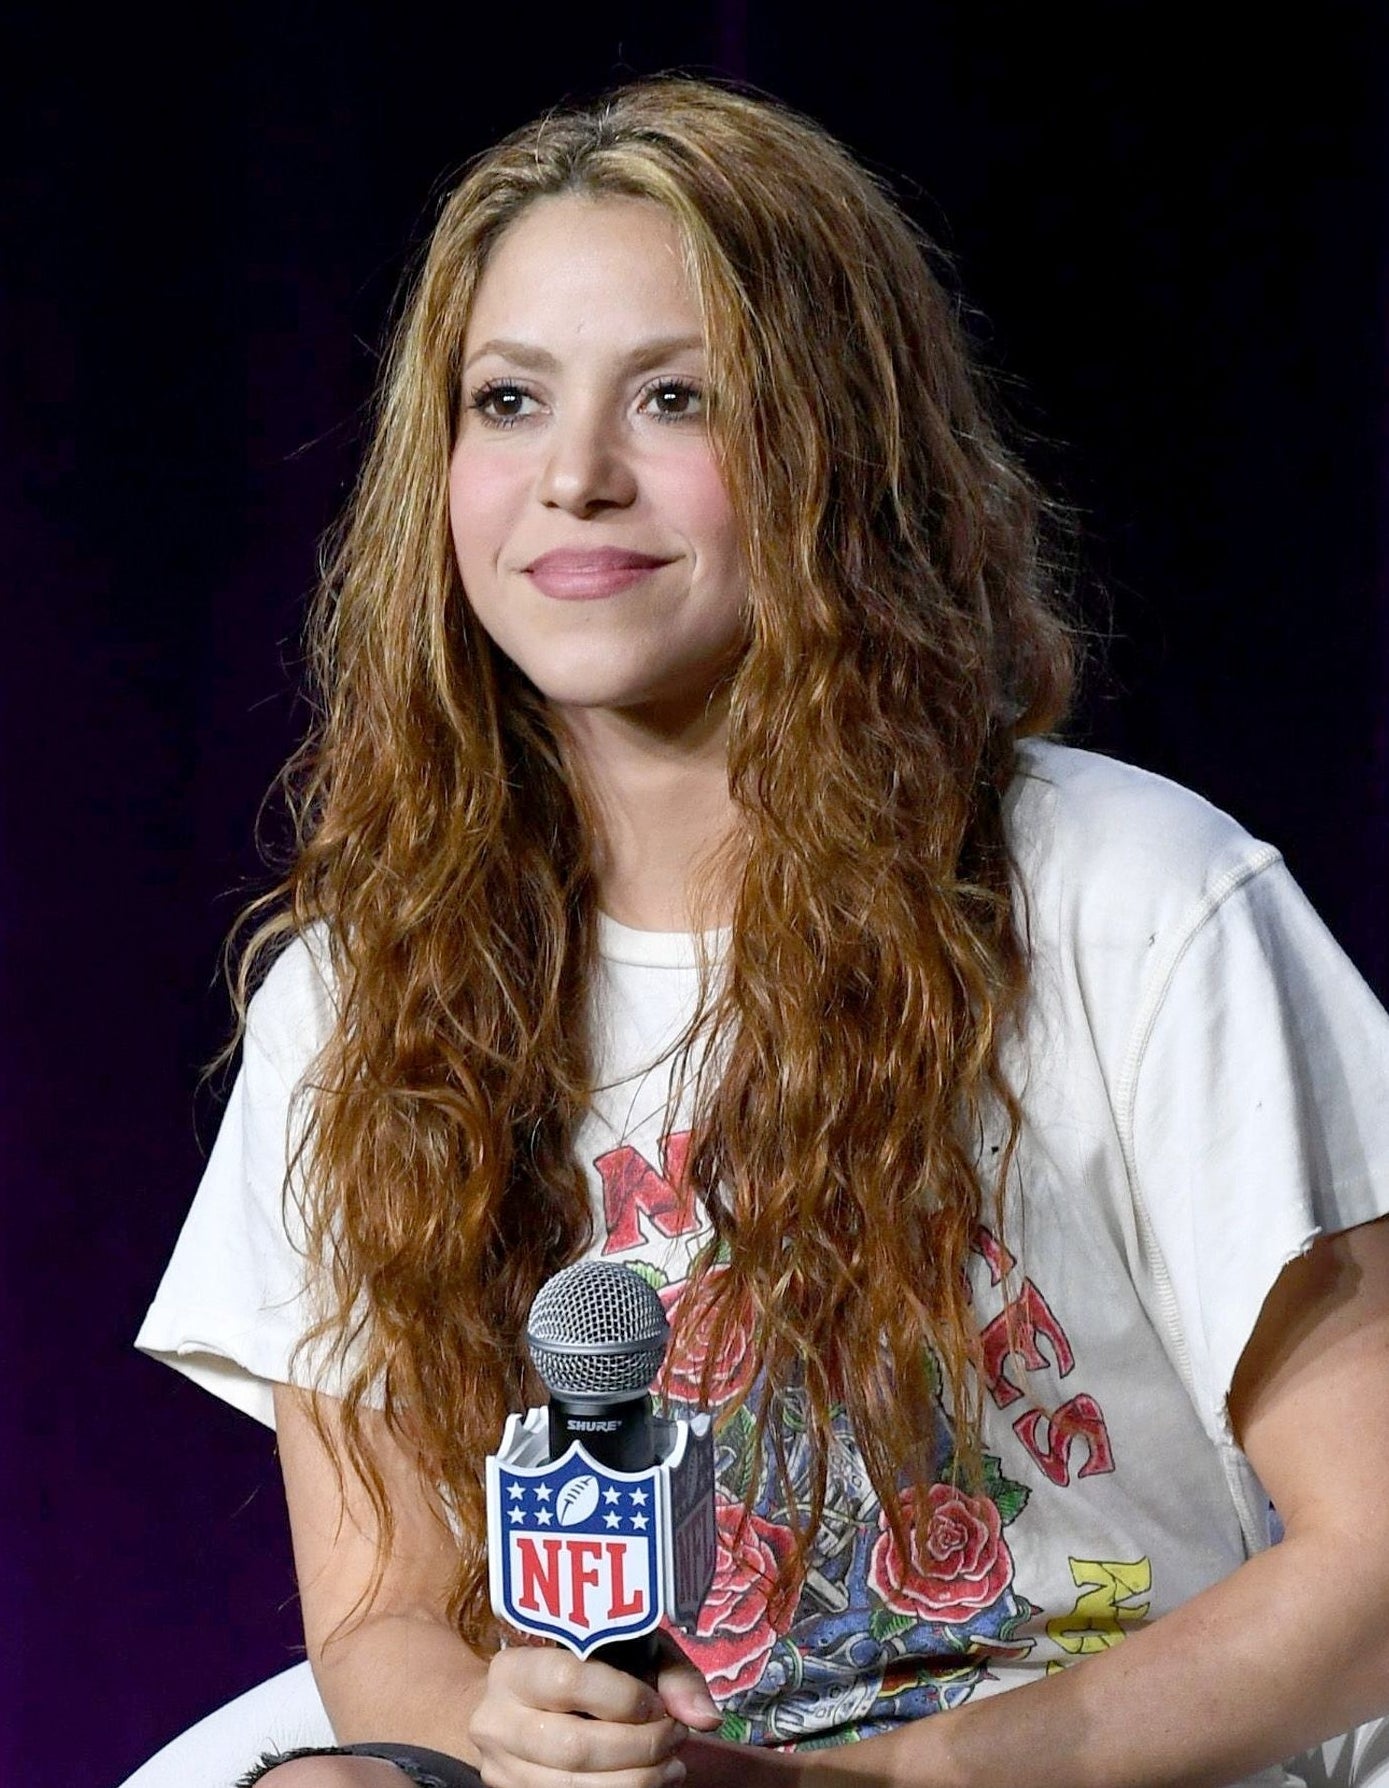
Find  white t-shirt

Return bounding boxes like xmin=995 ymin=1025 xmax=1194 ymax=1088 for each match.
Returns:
xmin=136 ymin=743 xmax=1389 ymax=1779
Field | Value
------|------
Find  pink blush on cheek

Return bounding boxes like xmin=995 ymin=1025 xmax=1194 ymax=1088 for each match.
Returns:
xmin=448 ymin=452 xmax=528 ymax=580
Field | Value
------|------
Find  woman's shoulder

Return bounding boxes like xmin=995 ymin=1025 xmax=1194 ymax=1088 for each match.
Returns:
xmin=1006 ymin=739 xmax=1282 ymax=931
xmin=242 ymin=923 xmax=339 ymax=1087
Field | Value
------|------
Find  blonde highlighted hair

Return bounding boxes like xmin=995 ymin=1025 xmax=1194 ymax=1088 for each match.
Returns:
xmin=239 ymin=77 xmax=1076 ymax=1645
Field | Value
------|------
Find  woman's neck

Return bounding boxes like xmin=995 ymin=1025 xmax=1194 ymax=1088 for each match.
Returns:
xmin=558 ymin=696 xmax=739 ymax=933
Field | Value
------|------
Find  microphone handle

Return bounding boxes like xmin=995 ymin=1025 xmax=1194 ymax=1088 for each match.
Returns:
xmin=547 ymin=1393 xmax=662 ymax=1680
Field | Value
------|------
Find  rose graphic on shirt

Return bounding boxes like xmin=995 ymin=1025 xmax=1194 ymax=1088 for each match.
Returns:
xmin=867 ymin=1481 xmax=1015 ymax=1621
xmin=657 ymin=1269 xmax=758 ymax=1408
xmin=590 ymin=1155 xmax=1043 ymax=1744
xmin=706 ymin=1435 xmax=1037 ymax=1749
xmin=678 ymin=1491 xmax=800 ymax=1699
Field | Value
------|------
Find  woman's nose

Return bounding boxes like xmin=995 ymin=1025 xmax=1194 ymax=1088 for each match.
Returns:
xmin=536 ymin=406 xmax=638 ymax=516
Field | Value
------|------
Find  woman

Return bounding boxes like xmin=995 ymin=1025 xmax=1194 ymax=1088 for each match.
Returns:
xmin=137 ymin=78 xmax=1389 ymax=1788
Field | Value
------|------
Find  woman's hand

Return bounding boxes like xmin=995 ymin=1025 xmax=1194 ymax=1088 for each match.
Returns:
xmin=469 ymin=1640 xmax=722 ymax=1788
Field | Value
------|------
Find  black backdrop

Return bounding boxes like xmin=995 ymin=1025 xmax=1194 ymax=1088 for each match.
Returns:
xmin=5 ymin=5 xmax=1386 ymax=1783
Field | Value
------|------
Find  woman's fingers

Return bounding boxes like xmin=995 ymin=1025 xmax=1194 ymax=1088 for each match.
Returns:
xmin=470 ymin=1646 xmax=689 ymax=1788
xmin=473 ymin=1715 xmax=685 ymax=1788
xmin=651 ymin=1633 xmax=721 ymax=1732
xmin=489 ymin=1706 xmax=685 ymax=1773
xmin=487 ymin=1645 xmax=671 ymax=1721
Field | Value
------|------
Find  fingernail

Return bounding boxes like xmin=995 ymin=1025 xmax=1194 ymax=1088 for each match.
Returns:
xmin=662 ymin=1763 xmax=686 ymax=1784
xmin=668 ymin=1723 xmax=688 ymax=1746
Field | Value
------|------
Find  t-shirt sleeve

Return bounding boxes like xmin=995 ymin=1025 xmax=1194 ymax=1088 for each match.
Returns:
xmin=1126 ymin=856 xmax=1389 ymax=1449
xmin=134 ymin=936 xmax=340 ymax=1430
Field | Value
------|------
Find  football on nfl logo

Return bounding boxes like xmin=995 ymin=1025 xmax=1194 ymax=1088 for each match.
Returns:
xmin=487 ymin=1406 xmax=716 ymax=1655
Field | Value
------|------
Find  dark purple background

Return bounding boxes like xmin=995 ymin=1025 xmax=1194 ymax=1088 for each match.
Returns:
xmin=6 ymin=5 xmax=1387 ymax=1783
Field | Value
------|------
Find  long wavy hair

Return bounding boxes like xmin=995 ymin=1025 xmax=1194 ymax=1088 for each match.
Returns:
xmin=238 ymin=77 xmax=1076 ymax=1646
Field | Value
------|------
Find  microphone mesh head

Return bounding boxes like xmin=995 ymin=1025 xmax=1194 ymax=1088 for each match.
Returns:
xmin=526 ymin=1261 xmax=669 ymax=1403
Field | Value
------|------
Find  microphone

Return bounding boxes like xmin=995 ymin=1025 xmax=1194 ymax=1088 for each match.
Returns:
xmin=525 ymin=1261 xmax=672 ymax=1677
xmin=485 ymin=1259 xmax=715 ymax=1674
xmin=527 ymin=1260 xmax=670 ymax=1468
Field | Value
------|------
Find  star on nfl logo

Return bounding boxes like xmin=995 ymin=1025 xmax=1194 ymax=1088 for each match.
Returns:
xmin=491 ymin=1445 xmax=664 ymax=1654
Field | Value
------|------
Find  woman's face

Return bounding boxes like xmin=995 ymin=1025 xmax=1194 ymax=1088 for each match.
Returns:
xmin=449 ymin=194 xmax=746 ymax=727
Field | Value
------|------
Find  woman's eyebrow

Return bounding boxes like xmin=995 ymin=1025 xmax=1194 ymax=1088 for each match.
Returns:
xmin=463 ymin=334 xmax=705 ymax=373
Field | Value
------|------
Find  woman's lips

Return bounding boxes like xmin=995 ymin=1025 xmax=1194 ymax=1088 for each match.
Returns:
xmin=525 ymin=548 xmax=672 ymax=601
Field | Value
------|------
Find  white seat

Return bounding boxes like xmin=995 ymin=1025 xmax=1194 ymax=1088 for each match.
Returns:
xmin=117 ymin=1660 xmax=334 ymax=1788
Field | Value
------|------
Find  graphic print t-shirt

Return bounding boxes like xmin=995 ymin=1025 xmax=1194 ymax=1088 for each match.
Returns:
xmin=136 ymin=744 xmax=1389 ymax=1775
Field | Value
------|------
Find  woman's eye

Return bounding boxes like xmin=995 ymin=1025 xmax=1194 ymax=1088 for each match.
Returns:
xmin=641 ymin=380 xmax=703 ymax=421
xmin=469 ymin=382 xmax=537 ymax=427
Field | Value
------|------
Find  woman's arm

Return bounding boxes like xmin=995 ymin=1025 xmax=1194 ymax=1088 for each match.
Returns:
xmin=274 ymin=1383 xmax=717 ymax=1778
xmin=274 ymin=1382 xmax=489 ymax=1756
xmin=280 ymin=1210 xmax=1388 ymax=1788
xmin=707 ymin=1213 xmax=1389 ymax=1788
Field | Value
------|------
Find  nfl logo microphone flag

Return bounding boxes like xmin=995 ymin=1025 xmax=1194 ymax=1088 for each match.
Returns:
xmin=487 ymin=1405 xmax=716 ymax=1655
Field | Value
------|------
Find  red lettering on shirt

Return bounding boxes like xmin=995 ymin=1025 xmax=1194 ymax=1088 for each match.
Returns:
xmin=971 ymin=1226 xmax=1018 ymax=1287
xmin=1013 ymin=1394 xmax=1116 ymax=1485
xmin=597 ymin=1132 xmax=698 ymax=1255
xmin=980 ymin=1279 xmax=1076 ymax=1408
